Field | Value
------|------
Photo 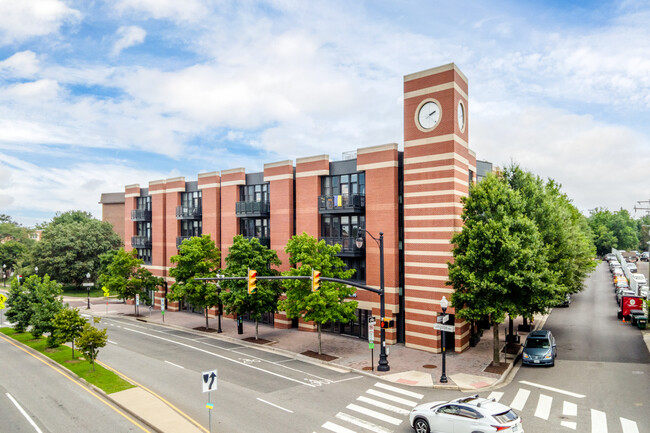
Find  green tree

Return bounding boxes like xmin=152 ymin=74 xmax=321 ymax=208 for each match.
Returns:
xmin=28 ymin=275 xmax=64 ymax=345
xmin=448 ymin=173 xmax=552 ymax=365
xmin=32 ymin=211 xmax=122 ymax=288
xmin=102 ymin=248 xmax=163 ymax=316
xmin=0 ymin=217 xmax=34 ymax=276
xmin=220 ymin=235 xmax=282 ymax=339
xmin=5 ymin=278 xmax=35 ymax=332
xmin=279 ymin=233 xmax=357 ymax=355
xmin=168 ymin=235 xmax=221 ymax=330
xmin=76 ymin=317 xmax=108 ymax=372
xmin=588 ymin=208 xmax=639 ymax=255
xmin=52 ymin=308 xmax=87 ymax=359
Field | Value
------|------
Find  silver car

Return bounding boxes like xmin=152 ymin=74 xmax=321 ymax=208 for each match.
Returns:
xmin=410 ymin=395 xmax=524 ymax=433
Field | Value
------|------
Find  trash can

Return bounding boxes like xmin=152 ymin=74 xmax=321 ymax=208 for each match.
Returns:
xmin=636 ymin=316 xmax=647 ymax=329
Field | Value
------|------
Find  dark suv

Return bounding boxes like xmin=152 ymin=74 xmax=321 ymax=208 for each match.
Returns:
xmin=522 ymin=330 xmax=556 ymax=366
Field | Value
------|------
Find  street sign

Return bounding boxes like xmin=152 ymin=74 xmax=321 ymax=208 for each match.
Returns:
xmin=441 ymin=314 xmax=449 ymax=323
xmin=135 ymin=294 xmax=140 ymax=306
xmin=368 ymin=317 xmax=375 ymax=343
xmin=160 ymin=298 xmax=165 ymax=311
xmin=434 ymin=323 xmax=455 ymax=332
xmin=82 ymin=282 xmax=94 ymax=287
xmin=369 ymin=342 xmax=374 ymax=349
xmin=0 ymin=293 xmax=6 ymax=309
xmin=202 ymin=369 xmax=218 ymax=393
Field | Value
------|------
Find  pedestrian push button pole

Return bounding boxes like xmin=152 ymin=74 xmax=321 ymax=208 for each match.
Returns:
xmin=247 ymin=268 xmax=257 ymax=294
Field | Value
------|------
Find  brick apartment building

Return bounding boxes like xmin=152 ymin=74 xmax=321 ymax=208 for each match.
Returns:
xmin=100 ymin=63 xmax=492 ymax=354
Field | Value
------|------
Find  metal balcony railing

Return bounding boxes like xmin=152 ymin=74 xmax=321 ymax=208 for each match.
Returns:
xmin=320 ymin=236 xmax=364 ymax=256
xmin=235 ymin=200 xmax=270 ymax=217
xmin=131 ymin=209 xmax=152 ymax=221
xmin=176 ymin=205 xmax=202 ymax=219
xmin=176 ymin=235 xmax=200 ymax=248
xmin=243 ymin=236 xmax=270 ymax=248
xmin=318 ymin=194 xmax=365 ymax=213
xmin=131 ymin=236 xmax=152 ymax=249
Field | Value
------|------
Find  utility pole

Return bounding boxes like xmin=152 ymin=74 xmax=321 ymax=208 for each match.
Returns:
xmin=634 ymin=200 xmax=650 ymax=216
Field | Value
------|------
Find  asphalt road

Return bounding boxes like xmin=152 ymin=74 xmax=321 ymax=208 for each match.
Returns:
xmin=0 ymin=333 xmax=150 ymax=433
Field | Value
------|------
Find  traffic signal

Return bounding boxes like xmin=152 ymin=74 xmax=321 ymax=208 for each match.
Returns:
xmin=311 ymin=269 xmax=321 ymax=292
xmin=247 ymin=268 xmax=257 ymax=294
xmin=380 ymin=318 xmax=395 ymax=328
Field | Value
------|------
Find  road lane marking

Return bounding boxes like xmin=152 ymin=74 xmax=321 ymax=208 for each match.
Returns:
xmin=346 ymin=403 xmax=402 ymax=425
xmin=487 ymin=391 xmax=503 ymax=402
xmin=366 ymin=389 xmax=417 ymax=407
xmin=256 ymin=398 xmax=293 ymax=413
xmin=164 ymin=360 xmax=185 ymax=369
xmin=322 ymin=421 xmax=356 ymax=433
xmin=563 ymin=401 xmax=577 ymax=417
xmin=6 ymin=393 xmax=44 ymax=433
xmin=374 ymin=382 xmax=424 ymax=399
xmin=518 ymin=380 xmax=585 ymax=398
xmin=108 ymin=340 xmax=118 ymax=345
xmin=534 ymin=394 xmax=552 ymax=420
xmin=561 ymin=421 xmax=577 ymax=430
xmin=335 ymin=412 xmax=392 ymax=433
xmin=356 ymin=396 xmax=410 ymax=415
xmin=620 ymin=417 xmax=639 ymax=433
xmin=591 ymin=409 xmax=607 ymax=433
xmin=510 ymin=388 xmax=530 ymax=411
xmin=121 ymin=326 xmax=316 ymax=388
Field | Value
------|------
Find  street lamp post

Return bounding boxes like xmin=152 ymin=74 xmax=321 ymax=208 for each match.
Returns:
xmin=34 ymin=266 xmax=38 ymax=277
xmin=216 ymin=272 xmax=223 ymax=333
xmin=356 ymin=229 xmax=390 ymax=372
xmin=440 ymin=296 xmax=449 ymax=383
xmin=86 ymin=272 xmax=91 ymax=309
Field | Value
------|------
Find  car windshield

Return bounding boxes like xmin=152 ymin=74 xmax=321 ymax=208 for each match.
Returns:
xmin=525 ymin=338 xmax=550 ymax=349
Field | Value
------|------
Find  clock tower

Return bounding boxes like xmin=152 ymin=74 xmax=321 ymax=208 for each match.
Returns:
xmin=402 ymin=63 xmax=476 ymax=353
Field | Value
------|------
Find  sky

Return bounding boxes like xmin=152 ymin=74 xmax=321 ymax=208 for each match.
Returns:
xmin=1 ymin=0 xmax=650 ymax=227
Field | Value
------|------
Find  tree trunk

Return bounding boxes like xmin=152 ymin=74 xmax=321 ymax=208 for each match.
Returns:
xmin=205 ymin=309 xmax=209 ymax=330
xmin=492 ymin=318 xmax=500 ymax=366
xmin=318 ymin=323 xmax=322 ymax=355
xmin=134 ymin=302 xmax=137 ymax=317
xmin=255 ymin=320 xmax=259 ymax=340
xmin=71 ymin=341 xmax=75 ymax=359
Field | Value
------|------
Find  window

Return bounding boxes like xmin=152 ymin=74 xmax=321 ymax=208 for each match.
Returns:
xmin=181 ymin=220 xmax=202 ymax=237
xmin=241 ymin=218 xmax=269 ymax=239
xmin=136 ymin=222 xmax=151 ymax=238
xmin=342 ymin=257 xmax=365 ymax=282
xmin=458 ymin=407 xmax=482 ymax=419
xmin=321 ymin=215 xmax=364 ymax=239
xmin=136 ymin=196 xmax=151 ymax=211
xmin=136 ymin=248 xmax=151 ymax=265
xmin=180 ymin=191 xmax=202 ymax=208
xmin=437 ymin=405 xmax=460 ymax=415
xmin=321 ymin=173 xmax=364 ymax=196
xmin=240 ymin=184 xmax=269 ymax=202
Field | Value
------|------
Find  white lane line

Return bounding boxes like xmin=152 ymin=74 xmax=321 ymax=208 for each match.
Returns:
xmin=164 ymin=360 xmax=185 ymax=369
xmin=563 ymin=401 xmax=577 ymax=417
xmin=346 ymin=403 xmax=402 ymax=425
xmin=256 ymin=398 xmax=293 ymax=413
xmin=331 ymin=376 xmax=364 ymax=384
xmin=487 ymin=391 xmax=503 ymax=402
xmin=122 ymin=326 xmax=315 ymax=388
xmin=561 ymin=421 xmax=577 ymax=430
xmin=107 ymin=340 xmax=118 ymax=345
xmin=322 ymin=421 xmax=356 ymax=433
xmin=591 ymin=409 xmax=608 ymax=433
xmin=518 ymin=380 xmax=585 ymax=398
xmin=534 ymin=394 xmax=552 ymax=420
xmin=374 ymin=382 xmax=424 ymax=399
xmin=335 ymin=412 xmax=392 ymax=433
xmin=620 ymin=417 xmax=639 ymax=433
xmin=356 ymin=396 xmax=410 ymax=415
xmin=366 ymin=389 xmax=417 ymax=407
xmin=510 ymin=388 xmax=530 ymax=411
xmin=5 ymin=393 xmax=44 ymax=433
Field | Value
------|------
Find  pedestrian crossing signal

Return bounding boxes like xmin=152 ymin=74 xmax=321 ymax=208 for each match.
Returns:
xmin=312 ymin=270 xmax=321 ymax=292
xmin=380 ymin=318 xmax=394 ymax=328
xmin=248 ymin=269 xmax=257 ymax=294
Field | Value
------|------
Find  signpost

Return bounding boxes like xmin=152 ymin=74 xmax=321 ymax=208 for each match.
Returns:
xmin=368 ymin=317 xmax=375 ymax=371
xmin=433 ymin=323 xmax=455 ymax=333
xmin=135 ymin=293 xmax=140 ymax=316
xmin=161 ymin=298 xmax=165 ymax=323
xmin=202 ymin=369 xmax=218 ymax=433
xmin=0 ymin=293 xmax=6 ymax=327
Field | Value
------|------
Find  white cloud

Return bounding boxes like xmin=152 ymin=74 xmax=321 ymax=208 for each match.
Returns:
xmin=114 ymin=0 xmax=208 ymax=23
xmin=0 ymin=0 xmax=81 ymax=45
xmin=0 ymin=51 xmax=41 ymax=78
xmin=111 ymin=25 xmax=146 ymax=56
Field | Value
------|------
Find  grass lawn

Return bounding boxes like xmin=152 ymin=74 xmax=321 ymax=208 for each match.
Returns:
xmin=0 ymin=328 xmax=134 ymax=394
xmin=61 ymin=286 xmax=106 ymax=297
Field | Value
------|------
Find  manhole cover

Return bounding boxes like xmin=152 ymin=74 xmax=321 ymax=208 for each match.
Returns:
xmin=422 ymin=364 xmax=437 ymax=369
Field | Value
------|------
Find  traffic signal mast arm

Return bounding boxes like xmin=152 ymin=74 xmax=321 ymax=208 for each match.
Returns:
xmin=194 ymin=275 xmax=382 ymax=294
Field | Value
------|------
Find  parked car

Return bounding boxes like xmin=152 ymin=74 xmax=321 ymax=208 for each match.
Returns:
xmin=627 ymin=262 xmax=638 ymax=273
xmin=641 ymin=252 xmax=649 ymax=262
xmin=409 ymin=395 xmax=524 ymax=433
xmin=522 ymin=330 xmax=556 ymax=367
xmin=613 ymin=275 xmax=627 ymax=286
xmin=610 ymin=261 xmax=622 ymax=272
xmin=605 ymin=253 xmax=617 ymax=262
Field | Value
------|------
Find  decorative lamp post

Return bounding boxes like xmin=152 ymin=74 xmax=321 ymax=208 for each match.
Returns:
xmin=355 ymin=228 xmax=390 ymax=372
xmin=86 ymin=272 xmax=91 ymax=309
xmin=216 ymin=271 xmax=223 ymax=333
xmin=34 ymin=266 xmax=38 ymax=276
xmin=440 ymin=295 xmax=449 ymax=383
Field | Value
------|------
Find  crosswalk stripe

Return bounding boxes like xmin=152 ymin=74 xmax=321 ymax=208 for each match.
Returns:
xmin=510 ymin=388 xmax=530 ymax=411
xmin=591 ymin=409 xmax=607 ymax=433
xmin=346 ymin=403 xmax=403 ymax=425
xmin=374 ymin=382 xmax=424 ymax=399
xmin=335 ymin=412 xmax=393 ymax=433
xmin=534 ymin=394 xmax=552 ymax=420
xmin=356 ymin=396 xmax=410 ymax=415
xmin=365 ymin=389 xmax=417 ymax=407
xmin=487 ymin=391 xmax=503 ymax=402
xmin=519 ymin=380 xmax=585 ymax=398
xmin=561 ymin=421 xmax=577 ymax=430
xmin=620 ymin=417 xmax=639 ymax=433
xmin=563 ymin=401 xmax=577 ymax=417
xmin=322 ymin=421 xmax=356 ymax=433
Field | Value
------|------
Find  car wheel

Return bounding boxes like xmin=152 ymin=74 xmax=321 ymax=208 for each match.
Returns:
xmin=413 ymin=418 xmax=430 ymax=433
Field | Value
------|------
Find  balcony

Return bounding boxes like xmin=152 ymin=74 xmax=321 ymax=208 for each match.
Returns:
xmin=320 ymin=236 xmax=364 ymax=257
xmin=243 ymin=236 xmax=270 ymax=248
xmin=318 ymin=194 xmax=365 ymax=214
xmin=131 ymin=236 xmax=152 ymax=249
xmin=176 ymin=235 xmax=200 ymax=248
xmin=176 ymin=205 xmax=202 ymax=219
xmin=236 ymin=200 xmax=270 ymax=217
xmin=131 ymin=209 xmax=152 ymax=221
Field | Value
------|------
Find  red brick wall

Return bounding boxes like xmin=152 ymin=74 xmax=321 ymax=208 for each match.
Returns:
xmin=198 ymin=172 xmax=221 ymax=253
xmin=124 ymin=184 xmax=139 ymax=250
xmin=295 ymin=155 xmax=329 ymax=237
xmin=264 ymin=160 xmax=294 ymax=271
xmin=220 ymin=168 xmax=245 ymax=267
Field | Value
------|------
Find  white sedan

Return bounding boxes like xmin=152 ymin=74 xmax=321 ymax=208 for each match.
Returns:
xmin=410 ymin=395 xmax=524 ymax=433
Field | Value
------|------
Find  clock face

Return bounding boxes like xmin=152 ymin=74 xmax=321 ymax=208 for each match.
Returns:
xmin=418 ymin=101 xmax=440 ymax=130
xmin=457 ymin=101 xmax=465 ymax=131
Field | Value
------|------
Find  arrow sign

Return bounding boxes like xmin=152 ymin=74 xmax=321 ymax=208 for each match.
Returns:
xmin=434 ymin=323 xmax=455 ymax=332
xmin=202 ymin=369 xmax=218 ymax=392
